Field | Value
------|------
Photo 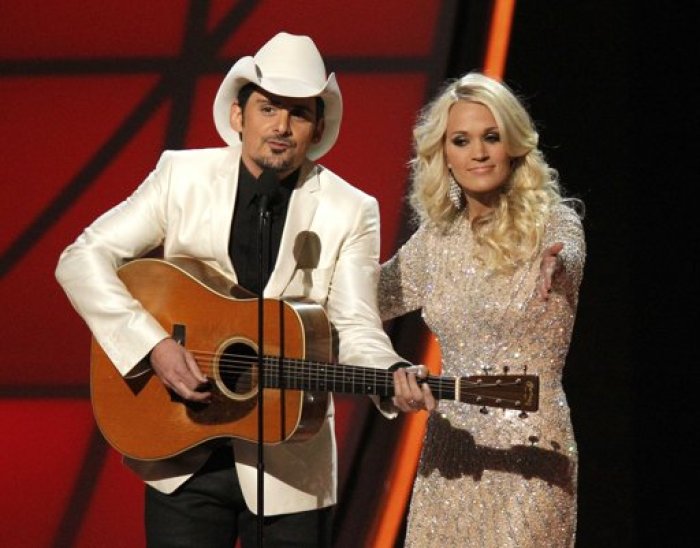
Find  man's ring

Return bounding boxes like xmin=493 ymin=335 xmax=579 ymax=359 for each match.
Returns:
xmin=408 ymin=399 xmax=417 ymax=407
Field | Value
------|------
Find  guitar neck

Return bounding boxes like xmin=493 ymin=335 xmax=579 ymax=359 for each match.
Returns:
xmin=262 ymin=359 xmax=441 ymax=398
xmin=260 ymin=358 xmax=539 ymax=411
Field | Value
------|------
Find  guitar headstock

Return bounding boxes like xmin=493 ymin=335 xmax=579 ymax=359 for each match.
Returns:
xmin=459 ymin=374 xmax=539 ymax=412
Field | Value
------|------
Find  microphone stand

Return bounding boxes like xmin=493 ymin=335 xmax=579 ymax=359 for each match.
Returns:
xmin=256 ymin=187 xmax=272 ymax=548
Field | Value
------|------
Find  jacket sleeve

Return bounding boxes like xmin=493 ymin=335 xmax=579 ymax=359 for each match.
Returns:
xmin=55 ymin=152 xmax=176 ymax=375
xmin=323 ymin=195 xmax=404 ymax=372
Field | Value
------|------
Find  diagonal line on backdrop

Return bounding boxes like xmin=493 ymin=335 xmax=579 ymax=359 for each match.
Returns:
xmin=164 ymin=0 xmax=211 ymax=150
xmin=52 ymin=426 xmax=111 ymax=548
xmin=0 ymin=0 xmax=260 ymax=278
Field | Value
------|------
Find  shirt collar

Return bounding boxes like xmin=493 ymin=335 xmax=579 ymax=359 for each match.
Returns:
xmin=238 ymin=161 xmax=299 ymax=210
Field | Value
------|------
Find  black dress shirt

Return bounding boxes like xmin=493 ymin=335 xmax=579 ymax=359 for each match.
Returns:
xmin=228 ymin=162 xmax=298 ymax=294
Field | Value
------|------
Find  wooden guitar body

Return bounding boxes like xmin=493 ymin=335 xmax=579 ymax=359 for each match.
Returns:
xmin=90 ymin=257 xmax=332 ymax=461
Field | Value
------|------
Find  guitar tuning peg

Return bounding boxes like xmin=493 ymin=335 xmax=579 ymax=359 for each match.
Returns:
xmin=523 ymin=365 xmax=528 ymax=375
xmin=503 ymin=365 xmax=510 ymax=374
xmin=519 ymin=411 xmax=529 ymax=419
xmin=480 ymin=406 xmax=489 ymax=415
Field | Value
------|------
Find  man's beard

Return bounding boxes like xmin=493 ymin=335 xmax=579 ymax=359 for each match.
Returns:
xmin=254 ymin=157 xmax=293 ymax=174
xmin=252 ymin=135 xmax=301 ymax=174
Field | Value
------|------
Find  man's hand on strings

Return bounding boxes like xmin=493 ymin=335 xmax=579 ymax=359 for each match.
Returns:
xmin=149 ymin=338 xmax=211 ymax=402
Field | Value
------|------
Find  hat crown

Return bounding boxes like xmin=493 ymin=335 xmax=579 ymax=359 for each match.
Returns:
xmin=253 ymin=32 xmax=328 ymax=91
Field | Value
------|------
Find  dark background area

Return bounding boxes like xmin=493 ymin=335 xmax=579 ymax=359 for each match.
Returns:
xmin=631 ymin=3 xmax=695 ymax=546
xmin=507 ymin=3 xmax=634 ymax=545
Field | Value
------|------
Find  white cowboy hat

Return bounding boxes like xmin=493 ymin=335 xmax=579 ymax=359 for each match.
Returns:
xmin=213 ymin=32 xmax=342 ymax=161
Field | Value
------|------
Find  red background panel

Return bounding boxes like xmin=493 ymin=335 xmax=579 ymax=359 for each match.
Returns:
xmin=0 ymin=76 xmax=163 ymax=252
xmin=213 ymin=0 xmax=441 ymax=57
xmin=1 ymin=1 xmax=446 ymax=545
xmin=0 ymin=400 xmax=95 ymax=547
xmin=0 ymin=1 xmax=189 ymax=58
xmin=185 ymin=75 xmax=228 ymax=147
xmin=73 ymin=449 xmax=145 ymax=548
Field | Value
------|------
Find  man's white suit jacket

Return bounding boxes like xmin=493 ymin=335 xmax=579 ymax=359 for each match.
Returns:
xmin=56 ymin=145 xmax=402 ymax=516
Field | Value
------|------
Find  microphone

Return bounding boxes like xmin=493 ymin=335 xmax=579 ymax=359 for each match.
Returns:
xmin=257 ymin=168 xmax=280 ymax=216
xmin=253 ymin=167 xmax=279 ymax=535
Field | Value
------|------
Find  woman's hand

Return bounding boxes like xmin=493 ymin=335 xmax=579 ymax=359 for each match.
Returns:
xmin=537 ymin=241 xmax=564 ymax=300
xmin=392 ymin=365 xmax=436 ymax=413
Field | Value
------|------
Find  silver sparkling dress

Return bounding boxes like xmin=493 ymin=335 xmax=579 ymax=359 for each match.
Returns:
xmin=379 ymin=204 xmax=585 ymax=547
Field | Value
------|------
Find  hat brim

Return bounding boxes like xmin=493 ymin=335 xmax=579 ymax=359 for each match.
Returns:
xmin=213 ymin=56 xmax=342 ymax=161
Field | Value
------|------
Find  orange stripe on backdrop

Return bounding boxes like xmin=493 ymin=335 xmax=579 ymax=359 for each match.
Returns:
xmin=483 ymin=0 xmax=516 ymax=79
xmin=366 ymin=1 xmax=516 ymax=546
xmin=367 ymin=336 xmax=442 ymax=548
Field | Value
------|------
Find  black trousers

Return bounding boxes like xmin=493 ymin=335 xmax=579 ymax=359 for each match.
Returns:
xmin=145 ymin=445 xmax=333 ymax=548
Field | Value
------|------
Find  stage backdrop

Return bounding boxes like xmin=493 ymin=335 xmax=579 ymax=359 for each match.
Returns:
xmin=1 ymin=1 xmax=636 ymax=546
xmin=0 ymin=1 xmax=457 ymax=546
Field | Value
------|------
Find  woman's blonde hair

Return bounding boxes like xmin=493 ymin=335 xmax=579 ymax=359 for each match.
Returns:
xmin=409 ymin=72 xmax=563 ymax=271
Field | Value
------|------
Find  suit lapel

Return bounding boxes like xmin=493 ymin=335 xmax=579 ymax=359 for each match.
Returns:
xmin=264 ymin=162 xmax=320 ymax=297
xmin=210 ymin=147 xmax=241 ymax=282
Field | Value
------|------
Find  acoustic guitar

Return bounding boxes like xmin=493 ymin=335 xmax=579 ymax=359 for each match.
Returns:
xmin=90 ymin=258 xmax=539 ymax=461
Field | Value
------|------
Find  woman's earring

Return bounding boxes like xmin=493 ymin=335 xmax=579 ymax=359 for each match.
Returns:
xmin=448 ymin=171 xmax=464 ymax=210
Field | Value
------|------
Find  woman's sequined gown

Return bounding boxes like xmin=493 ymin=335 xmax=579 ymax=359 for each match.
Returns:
xmin=379 ymin=204 xmax=585 ymax=547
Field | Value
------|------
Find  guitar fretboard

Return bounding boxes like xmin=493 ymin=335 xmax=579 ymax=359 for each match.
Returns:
xmin=261 ymin=358 xmax=457 ymax=402
xmin=254 ymin=357 xmax=538 ymax=410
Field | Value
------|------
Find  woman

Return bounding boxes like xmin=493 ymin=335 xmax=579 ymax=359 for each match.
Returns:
xmin=381 ymin=72 xmax=585 ymax=547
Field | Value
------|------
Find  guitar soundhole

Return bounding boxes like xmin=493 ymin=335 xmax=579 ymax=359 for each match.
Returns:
xmin=216 ymin=341 xmax=258 ymax=398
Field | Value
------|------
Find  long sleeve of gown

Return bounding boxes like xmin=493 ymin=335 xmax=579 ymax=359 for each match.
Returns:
xmin=378 ymin=224 xmax=430 ymax=321
xmin=542 ymin=203 xmax=586 ymax=306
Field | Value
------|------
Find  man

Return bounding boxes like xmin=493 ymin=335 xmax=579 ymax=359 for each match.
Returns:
xmin=56 ymin=32 xmax=406 ymax=547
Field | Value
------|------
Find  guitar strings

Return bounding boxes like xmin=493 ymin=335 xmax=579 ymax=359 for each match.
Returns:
xmin=172 ymin=349 xmax=526 ymax=405
xmin=192 ymin=349 xmax=398 ymax=392
xmin=187 ymin=348 xmax=523 ymax=385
